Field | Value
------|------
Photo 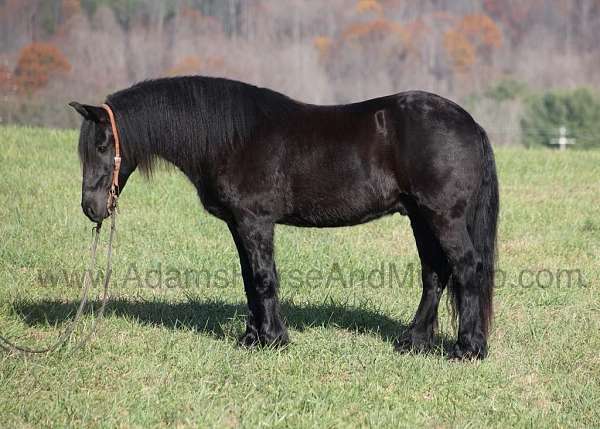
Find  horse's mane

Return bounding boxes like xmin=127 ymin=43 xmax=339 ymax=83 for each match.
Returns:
xmin=104 ymin=76 xmax=299 ymax=176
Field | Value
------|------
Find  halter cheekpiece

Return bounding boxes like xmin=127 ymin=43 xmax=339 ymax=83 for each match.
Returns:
xmin=101 ymin=103 xmax=121 ymax=213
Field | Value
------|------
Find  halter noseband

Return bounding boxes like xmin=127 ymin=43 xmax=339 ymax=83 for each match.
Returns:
xmin=101 ymin=103 xmax=121 ymax=213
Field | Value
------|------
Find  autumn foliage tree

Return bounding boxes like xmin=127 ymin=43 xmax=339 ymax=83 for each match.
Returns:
xmin=14 ymin=43 xmax=71 ymax=94
xmin=313 ymin=36 xmax=333 ymax=61
xmin=444 ymin=14 xmax=502 ymax=74
xmin=482 ymin=0 xmax=537 ymax=45
xmin=458 ymin=14 xmax=502 ymax=57
xmin=0 ymin=64 xmax=14 ymax=93
xmin=166 ymin=55 xmax=203 ymax=76
xmin=166 ymin=55 xmax=225 ymax=77
xmin=0 ymin=0 xmax=598 ymax=135
xmin=356 ymin=0 xmax=383 ymax=16
xmin=444 ymin=29 xmax=476 ymax=73
xmin=61 ymin=0 xmax=81 ymax=21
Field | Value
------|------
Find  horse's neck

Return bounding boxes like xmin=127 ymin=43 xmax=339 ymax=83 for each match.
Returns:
xmin=145 ymin=135 xmax=205 ymax=179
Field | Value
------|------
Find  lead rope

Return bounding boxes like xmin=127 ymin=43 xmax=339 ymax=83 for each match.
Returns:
xmin=0 ymin=209 xmax=116 ymax=355
xmin=1 ymin=103 xmax=121 ymax=356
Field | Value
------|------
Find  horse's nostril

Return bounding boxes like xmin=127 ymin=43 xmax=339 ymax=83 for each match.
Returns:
xmin=82 ymin=203 xmax=96 ymax=220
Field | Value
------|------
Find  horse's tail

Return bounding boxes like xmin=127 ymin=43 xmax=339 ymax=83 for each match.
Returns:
xmin=470 ymin=124 xmax=499 ymax=337
xmin=448 ymin=124 xmax=499 ymax=338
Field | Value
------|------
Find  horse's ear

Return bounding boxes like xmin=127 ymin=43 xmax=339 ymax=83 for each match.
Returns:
xmin=68 ymin=102 xmax=109 ymax=124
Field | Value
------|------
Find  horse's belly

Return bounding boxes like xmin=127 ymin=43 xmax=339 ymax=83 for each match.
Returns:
xmin=280 ymin=179 xmax=404 ymax=227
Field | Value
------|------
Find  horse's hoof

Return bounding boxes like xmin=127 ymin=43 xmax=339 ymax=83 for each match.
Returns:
xmin=394 ymin=331 xmax=433 ymax=354
xmin=447 ymin=342 xmax=487 ymax=360
xmin=239 ymin=330 xmax=260 ymax=348
xmin=265 ymin=330 xmax=290 ymax=348
xmin=239 ymin=328 xmax=289 ymax=348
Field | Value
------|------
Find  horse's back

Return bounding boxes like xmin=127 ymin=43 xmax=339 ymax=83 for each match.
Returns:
xmin=215 ymin=89 xmax=485 ymax=227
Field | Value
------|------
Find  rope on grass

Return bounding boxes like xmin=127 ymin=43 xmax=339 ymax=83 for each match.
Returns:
xmin=0 ymin=211 xmax=116 ymax=355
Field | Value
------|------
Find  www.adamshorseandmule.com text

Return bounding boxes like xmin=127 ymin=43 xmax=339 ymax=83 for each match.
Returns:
xmin=31 ymin=262 xmax=589 ymax=291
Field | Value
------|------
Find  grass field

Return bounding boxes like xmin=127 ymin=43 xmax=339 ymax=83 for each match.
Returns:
xmin=1 ymin=125 xmax=599 ymax=428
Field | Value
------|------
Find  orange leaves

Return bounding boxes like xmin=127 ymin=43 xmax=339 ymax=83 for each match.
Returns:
xmin=0 ymin=64 xmax=15 ymax=93
xmin=166 ymin=55 xmax=225 ymax=77
xmin=444 ymin=14 xmax=502 ymax=73
xmin=166 ymin=56 xmax=202 ymax=76
xmin=179 ymin=4 xmax=222 ymax=33
xmin=314 ymin=36 xmax=333 ymax=60
xmin=356 ymin=0 xmax=383 ymax=15
xmin=316 ymin=16 xmax=410 ymax=65
xmin=342 ymin=19 xmax=407 ymax=43
xmin=180 ymin=4 xmax=205 ymax=24
xmin=458 ymin=14 xmax=502 ymax=50
xmin=444 ymin=30 xmax=476 ymax=73
xmin=61 ymin=0 xmax=81 ymax=21
xmin=482 ymin=0 xmax=538 ymax=44
xmin=403 ymin=19 xmax=428 ymax=53
xmin=14 ymin=43 xmax=71 ymax=93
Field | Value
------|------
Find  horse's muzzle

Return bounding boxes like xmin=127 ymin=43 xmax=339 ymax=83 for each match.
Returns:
xmin=81 ymin=199 xmax=108 ymax=223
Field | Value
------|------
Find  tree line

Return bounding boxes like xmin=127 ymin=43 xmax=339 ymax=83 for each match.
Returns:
xmin=1 ymin=0 xmax=599 ymax=148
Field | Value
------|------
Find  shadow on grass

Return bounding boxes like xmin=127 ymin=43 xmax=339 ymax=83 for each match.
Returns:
xmin=8 ymin=297 xmax=454 ymax=354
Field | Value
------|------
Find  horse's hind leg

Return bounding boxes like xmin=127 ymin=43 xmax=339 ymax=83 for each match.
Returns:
xmin=227 ymin=219 xmax=289 ymax=347
xmin=434 ymin=220 xmax=487 ymax=359
xmin=397 ymin=214 xmax=450 ymax=352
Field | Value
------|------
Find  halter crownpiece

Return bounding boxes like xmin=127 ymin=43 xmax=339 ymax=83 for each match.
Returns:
xmin=101 ymin=103 xmax=121 ymax=213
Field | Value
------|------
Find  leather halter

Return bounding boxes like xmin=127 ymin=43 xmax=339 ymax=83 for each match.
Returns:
xmin=101 ymin=104 xmax=121 ymax=213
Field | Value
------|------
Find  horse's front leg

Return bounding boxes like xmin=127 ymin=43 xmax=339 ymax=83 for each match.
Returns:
xmin=227 ymin=219 xmax=289 ymax=347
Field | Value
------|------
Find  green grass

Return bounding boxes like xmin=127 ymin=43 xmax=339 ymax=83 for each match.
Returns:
xmin=1 ymin=125 xmax=599 ymax=428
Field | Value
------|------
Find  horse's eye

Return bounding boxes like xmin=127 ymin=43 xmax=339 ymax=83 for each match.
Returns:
xmin=98 ymin=145 xmax=107 ymax=153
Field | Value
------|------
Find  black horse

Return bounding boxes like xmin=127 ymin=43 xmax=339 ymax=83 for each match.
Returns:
xmin=70 ymin=76 xmax=498 ymax=359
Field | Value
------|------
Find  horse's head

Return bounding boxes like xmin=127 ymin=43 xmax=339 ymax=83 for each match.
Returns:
xmin=69 ymin=102 xmax=133 ymax=223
